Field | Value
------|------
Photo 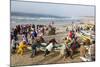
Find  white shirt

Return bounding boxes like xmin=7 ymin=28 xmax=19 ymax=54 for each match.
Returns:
xmin=46 ymin=43 xmax=53 ymax=51
xmin=11 ymin=39 xmax=15 ymax=48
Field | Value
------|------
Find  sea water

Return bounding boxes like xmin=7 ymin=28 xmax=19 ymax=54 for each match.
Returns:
xmin=10 ymin=15 xmax=82 ymax=28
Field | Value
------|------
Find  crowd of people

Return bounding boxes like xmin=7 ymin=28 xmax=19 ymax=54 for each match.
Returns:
xmin=10 ymin=23 xmax=56 ymax=55
xmin=10 ymin=23 xmax=95 ymax=61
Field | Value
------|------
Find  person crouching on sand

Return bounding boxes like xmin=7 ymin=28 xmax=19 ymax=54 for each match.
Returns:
xmin=44 ymin=38 xmax=57 ymax=56
xmin=17 ymin=40 xmax=27 ymax=55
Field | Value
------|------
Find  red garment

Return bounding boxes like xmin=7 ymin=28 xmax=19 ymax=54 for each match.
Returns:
xmin=69 ymin=31 xmax=72 ymax=39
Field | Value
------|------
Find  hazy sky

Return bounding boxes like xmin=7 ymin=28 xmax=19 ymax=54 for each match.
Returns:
xmin=11 ymin=1 xmax=95 ymax=17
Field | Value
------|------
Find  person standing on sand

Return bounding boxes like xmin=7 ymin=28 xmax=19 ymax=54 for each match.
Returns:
xmin=11 ymin=29 xmax=14 ymax=41
xmin=31 ymin=29 xmax=37 ymax=39
xmin=17 ymin=25 xmax=21 ymax=34
xmin=13 ymin=28 xmax=18 ymax=41
xmin=32 ymin=24 xmax=35 ymax=29
xmin=64 ymin=37 xmax=78 ymax=59
xmin=30 ymin=38 xmax=46 ymax=58
xmin=30 ymin=38 xmax=39 ymax=57
xmin=67 ymin=38 xmax=74 ymax=59
xmin=11 ymin=37 xmax=16 ymax=54
xmin=68 ymin=31 xmax=73 ymax=39
xmin=22 ymin=33 xmax=29 ymax=45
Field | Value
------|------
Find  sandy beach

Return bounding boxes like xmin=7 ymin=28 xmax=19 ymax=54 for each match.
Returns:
xmin=10 ymin=18 xmax=95 ymax=66
xmin=10 ymin=22 xmax=92 ymax=66
xmin=10 ymin=24 xmax=82 ymax=66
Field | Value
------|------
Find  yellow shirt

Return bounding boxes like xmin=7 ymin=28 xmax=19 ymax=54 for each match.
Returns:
xmin=18 ymin=41 xmax=27 ymax=49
